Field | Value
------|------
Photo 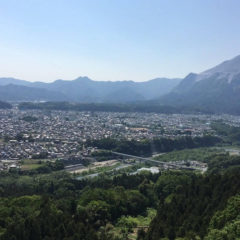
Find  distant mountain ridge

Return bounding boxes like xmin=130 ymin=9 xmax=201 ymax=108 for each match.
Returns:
xmin=196 ymin=55 xmax=240 ymax=83
xmin=159 ymin=55 xmax=240 ymax=114
xmin=2 ymin=55 xmax=240 ymax=114
xmin=0 ymin=77 xmax=30 ymax=86
xmin=0 ymin=84 xmax=68 ymax=102
xmin=0 ymin=77 xmax=181 ymax=103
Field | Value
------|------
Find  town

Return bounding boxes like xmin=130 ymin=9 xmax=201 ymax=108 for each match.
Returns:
xmin=0 ymin=108 xmax=240 ymax=172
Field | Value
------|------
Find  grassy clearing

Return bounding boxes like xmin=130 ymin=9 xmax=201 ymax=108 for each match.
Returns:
xmin=154 ymin=147 xmax=225 ymax=163
xmin=21 ymin=159 xmax=46 ymax=171
xmin=21 ymin=164 xmax=42 ymax=171
xmin=222 ymin=145 xmax=240 ymax=150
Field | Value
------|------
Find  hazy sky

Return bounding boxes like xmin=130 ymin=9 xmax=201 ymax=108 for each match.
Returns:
xmin=0 ymin=0 xmax=240 ymax=82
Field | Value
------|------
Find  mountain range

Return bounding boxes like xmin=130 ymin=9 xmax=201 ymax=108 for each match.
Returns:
xmin=0 ymin=77 xmax=181 ymax=103
xmin=160 ymin=55 xmax=240 ymax=114
xmin=1 ymin=55 xmax=240 ymax=114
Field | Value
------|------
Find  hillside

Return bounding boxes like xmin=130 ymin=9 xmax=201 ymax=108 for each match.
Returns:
xmin=0 ymin=101 xmax=12 ymax=109
xmin=0 ymin=84 xmax=68 ymax=102
xmin=0 ymin=77 xmax=181 ymax=103
xmin=160 ymin=55 xmax=240 ymax=114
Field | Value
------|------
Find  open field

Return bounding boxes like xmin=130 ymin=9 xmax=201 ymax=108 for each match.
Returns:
xmin=21 ymin=159 xmax=46 ymax=171
xmin=154 ymin=147 xmax=225 ymax=163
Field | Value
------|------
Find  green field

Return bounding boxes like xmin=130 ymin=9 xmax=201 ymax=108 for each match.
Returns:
xmin=222 ymin=145 xmax=240 ymax=150
xmin=154 ymin=147 xmax=225 ymax=163
xmin=21 ymin=159 xmax=46 ymax=171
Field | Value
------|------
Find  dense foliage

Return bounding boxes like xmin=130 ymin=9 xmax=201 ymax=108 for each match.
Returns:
xmin=0 ymin=171 xmax=160 ymax=240
xmin=21 ymin=115 xmax=38 ymax=122
xmin=88 ymin=136 xmax=221 ymax=156
xmin=205 ymin=194 xmax=240 ymax=240
xmin=0 ymin=152 xmax=240 ymax=239
xmin=0 ymin=101 xmax=12 ymax=109
xmin=18 ymin=102 xmax=180 ymax=113
xmin=144 ymin=167 xmax=240 ymax=240
xmin=211 ymin=121 xmax=240 ymax=144
xmin=18 ymin=101 xmax=212 ymax=114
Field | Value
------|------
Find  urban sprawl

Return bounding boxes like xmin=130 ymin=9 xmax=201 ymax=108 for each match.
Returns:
xmin=1 ymin=109 xmax=240 ymax=173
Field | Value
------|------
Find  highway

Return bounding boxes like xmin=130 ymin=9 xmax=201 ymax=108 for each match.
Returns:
xmin=65 ymin=163 xmax=85 ymax=172
xmin=111 ymin=151 xmax=198 ymax=170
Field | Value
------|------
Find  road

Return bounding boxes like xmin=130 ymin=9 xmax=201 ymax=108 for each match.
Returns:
xmin=111 ymin=151 xmax=198 ymax=170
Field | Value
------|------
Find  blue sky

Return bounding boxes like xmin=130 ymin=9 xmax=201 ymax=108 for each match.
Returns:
xmin=0 ymin=0 xmax=240 ymax=82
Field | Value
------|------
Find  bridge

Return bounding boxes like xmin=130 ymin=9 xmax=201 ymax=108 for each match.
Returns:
xmin=111 ymin=151 xmax=198 ymax=171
